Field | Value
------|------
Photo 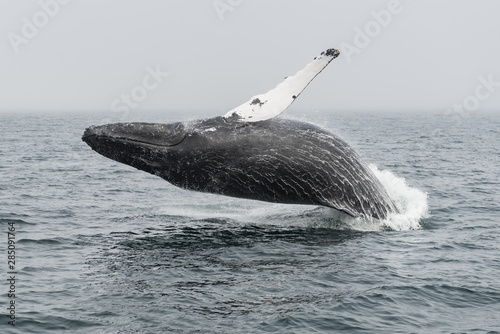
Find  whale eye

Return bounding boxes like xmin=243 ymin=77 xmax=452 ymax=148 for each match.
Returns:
xmin=154 ymin=122 xmax=186 ymax=146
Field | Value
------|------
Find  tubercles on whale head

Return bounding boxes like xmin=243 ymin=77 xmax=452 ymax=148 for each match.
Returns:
xmin=82 ymin=122 xmax=186 ymax=148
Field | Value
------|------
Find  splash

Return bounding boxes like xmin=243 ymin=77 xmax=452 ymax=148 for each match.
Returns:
xmin=369 ymin=164 xmax=428 ymax=231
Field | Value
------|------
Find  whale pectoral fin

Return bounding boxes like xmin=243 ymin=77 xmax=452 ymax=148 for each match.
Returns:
xmin=223 ymin=48 xmax=340 ymax=123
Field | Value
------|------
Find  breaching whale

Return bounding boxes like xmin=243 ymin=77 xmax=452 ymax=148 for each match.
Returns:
xmin=82 ymin=48 xmax=398 ymax=220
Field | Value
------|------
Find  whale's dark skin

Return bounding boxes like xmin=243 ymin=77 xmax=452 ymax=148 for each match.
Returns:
xmin=82 ymin=117 xmax=397 ymax=220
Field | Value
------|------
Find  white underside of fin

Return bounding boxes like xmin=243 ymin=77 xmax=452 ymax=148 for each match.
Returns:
xmin=223 ymin=48 xmax=340 ymax=122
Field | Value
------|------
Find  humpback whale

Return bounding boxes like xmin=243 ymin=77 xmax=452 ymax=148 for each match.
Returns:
xmin=82 ymin=48 xmax=398 ymax=220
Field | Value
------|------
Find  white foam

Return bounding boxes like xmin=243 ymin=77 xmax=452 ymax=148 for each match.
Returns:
xmin=369 ymin=164 xmax=429 ymax=231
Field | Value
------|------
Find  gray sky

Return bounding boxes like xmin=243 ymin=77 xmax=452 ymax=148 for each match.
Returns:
xmin=1 ymin=0 xmax=500 ymax=116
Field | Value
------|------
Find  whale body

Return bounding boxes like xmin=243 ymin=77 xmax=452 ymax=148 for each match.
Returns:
xmin=82 ymin=48 xmax=398 ymax=219
xmin=82 ymin=117 xmax=397 ymax=219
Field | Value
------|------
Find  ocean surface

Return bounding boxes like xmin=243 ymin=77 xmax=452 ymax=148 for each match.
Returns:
xmin=1 ymin=110 xmax=499 ymax=333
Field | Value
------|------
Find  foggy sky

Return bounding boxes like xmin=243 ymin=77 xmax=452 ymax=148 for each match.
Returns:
xmin=1 ymin=0 xmax=500 ymax=116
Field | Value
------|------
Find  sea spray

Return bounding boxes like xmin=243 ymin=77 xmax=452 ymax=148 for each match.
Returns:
xmin=370 ymin=164 xmax=429 ymax=231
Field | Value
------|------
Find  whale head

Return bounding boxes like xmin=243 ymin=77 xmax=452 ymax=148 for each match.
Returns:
xmin=82 ymin=121 xmax=187 ymax=176
xmin=81 ymin=117 xmax=242 ymax=188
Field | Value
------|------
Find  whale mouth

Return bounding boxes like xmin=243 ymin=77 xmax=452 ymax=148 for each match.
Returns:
xmin=82 ymin=122 xmax=186 ymax=149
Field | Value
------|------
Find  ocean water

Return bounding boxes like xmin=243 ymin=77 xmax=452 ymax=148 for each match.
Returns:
xmin=1 ymin=110 xmax=499 ymax=333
